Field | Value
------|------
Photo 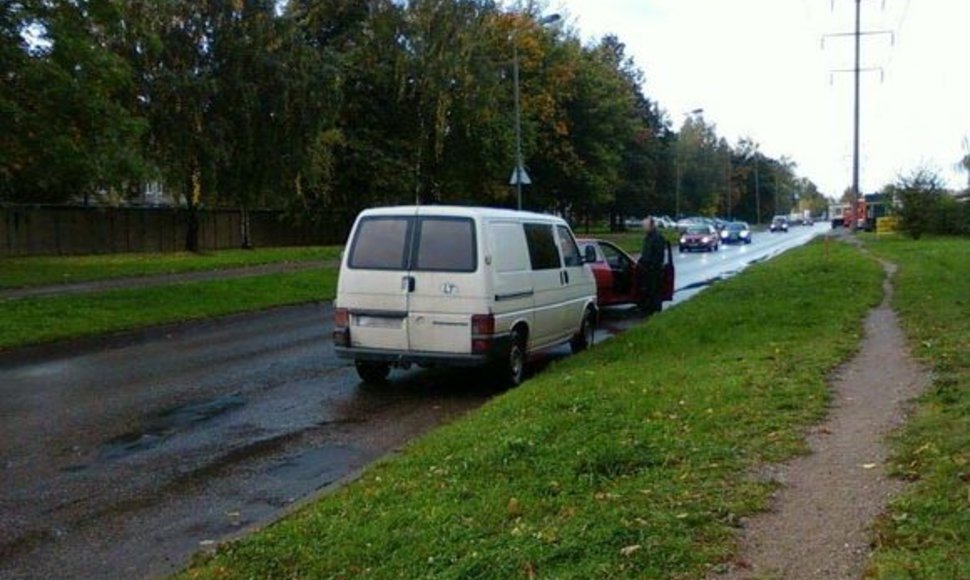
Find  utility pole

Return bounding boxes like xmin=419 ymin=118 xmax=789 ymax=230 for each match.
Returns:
xmin=823 ymin=1 xmax=892 ymax=205
xmin=852 ymin=0 xmax=861 ymax=201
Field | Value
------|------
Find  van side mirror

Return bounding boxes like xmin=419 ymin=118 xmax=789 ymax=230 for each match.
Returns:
xmin=583 ymin=245 xmax=598 ymax=264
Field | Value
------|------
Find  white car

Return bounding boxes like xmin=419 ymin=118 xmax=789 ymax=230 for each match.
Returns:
xmin=333 ymin=206 xmax=598 ymax=386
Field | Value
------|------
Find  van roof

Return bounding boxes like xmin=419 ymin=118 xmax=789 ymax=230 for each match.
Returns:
xmin=357 ymin=205 xmax=566 ymax=223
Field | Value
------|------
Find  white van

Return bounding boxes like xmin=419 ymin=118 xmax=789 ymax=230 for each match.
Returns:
xmin=332 ymin=205 xmax=597 ymax=385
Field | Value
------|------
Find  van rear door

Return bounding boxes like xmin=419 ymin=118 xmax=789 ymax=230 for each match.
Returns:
xmin=406 ymin=216 xmax=481 ymax=354
xmin=343 ymin=214 xmax=415 ymax=351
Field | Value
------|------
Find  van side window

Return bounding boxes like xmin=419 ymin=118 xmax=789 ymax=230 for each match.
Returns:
xmin=523 ymin=223 xmax=561 ymax=270
xmin=413 ymin=217 xmax=476 ymax=272
xmin=555 ymin=225 xmax=582 ymax=267
xmin=347 ymin=217 xmax=412 ymax=270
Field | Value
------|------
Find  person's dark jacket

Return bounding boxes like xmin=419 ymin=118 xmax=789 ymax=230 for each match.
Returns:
xmin=639 ymin=229 xmax=665 ymax=271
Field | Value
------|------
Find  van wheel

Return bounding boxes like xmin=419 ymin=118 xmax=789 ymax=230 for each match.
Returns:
xmin=500 ymin=330 xmax=527 ymax=387
xmin=355 ymin=361 xmax=390 ymax=384
xmin=570 ymin=308 xmax=595 ymax=353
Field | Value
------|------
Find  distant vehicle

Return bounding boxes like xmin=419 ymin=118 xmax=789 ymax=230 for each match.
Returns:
xmin=577 ymin=238 xmax=675 ymax=307
xmin=720 ymin=221 xmax=752 ymax=244
xmin=769 ymin=216 xmax=789 ymax=233
xmin=333 ymin=205 xmax=597 ymax=386
xmin=679 ymin=224 xmax=720 ymax=252
xmin=676 ymin=216 xmax=718 ymax=232
xmin=829 ymin=203 xmax=846 ymax=228
xmin=652 ymin=215 xmax=677 ymax=230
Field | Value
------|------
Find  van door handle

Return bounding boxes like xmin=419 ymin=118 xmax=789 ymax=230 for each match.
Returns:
xmin=561 ymin=270 xmax=570 ymax=285
xmin=402 ymin=276 xmax=415 ymax=293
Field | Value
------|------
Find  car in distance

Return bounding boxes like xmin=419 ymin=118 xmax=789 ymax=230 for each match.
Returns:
xmin=576 ymin=238 xmax=675 ymax=307
xmin=679 ymin=224 xmax=719 ymax=252
xmin=720 ymin=221 xmax=752 ymax=244
xmin=769 ymin=216 xmax=789 ymax=233
xmin=332 ymin=206 xmax=597 ymax=386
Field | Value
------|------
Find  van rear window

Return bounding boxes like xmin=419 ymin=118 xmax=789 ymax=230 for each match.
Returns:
xmin=414 ymin=218 xmax=476 ymax=272
xmin=347 ymin=215 xmax=476 ymax=272
xmin=347 ymin=217 xmax=411 ymax=270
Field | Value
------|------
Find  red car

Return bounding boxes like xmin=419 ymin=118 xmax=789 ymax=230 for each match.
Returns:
xmin=577 ymin=239 xmax=675 ymax=307
xmin=679 ymin=224 xmax=719 ymax=252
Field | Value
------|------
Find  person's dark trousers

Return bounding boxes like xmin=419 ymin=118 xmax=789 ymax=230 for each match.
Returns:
xmin=637 ymin=265 xmax=663 ymax=313
xmin=643 ymin=267 xmax=663 ymax=313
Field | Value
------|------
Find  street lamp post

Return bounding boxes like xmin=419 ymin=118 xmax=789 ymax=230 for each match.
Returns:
xmin=511 ymin=13 xmax=560 ymax=210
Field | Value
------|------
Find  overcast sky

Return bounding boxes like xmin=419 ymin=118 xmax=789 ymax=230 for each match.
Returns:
xmin=550 ymin=0 xmax=969 ymax=197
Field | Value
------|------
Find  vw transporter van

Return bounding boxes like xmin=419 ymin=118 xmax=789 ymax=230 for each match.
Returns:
xmin=332 ymin=206 xmax=597 ymax=385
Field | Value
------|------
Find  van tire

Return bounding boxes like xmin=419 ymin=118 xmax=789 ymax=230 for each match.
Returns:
xmin=500 ymin=330 xmax=527 ymax=387
xmin=570 ymin=308 xmax=595 ymax=353
xmin=355 ymin=361 xmax=390 ymax=384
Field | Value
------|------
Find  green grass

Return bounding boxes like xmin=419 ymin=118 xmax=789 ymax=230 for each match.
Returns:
xmin=0 ymin=268 xmax=337 ymax=350
xmin=862 ymin=236 xmax=970 ymax=578
xmin=181 ymin=239 xmax=883 ymax=579
xmin=0 ymin=246 xmax=342 ymax=289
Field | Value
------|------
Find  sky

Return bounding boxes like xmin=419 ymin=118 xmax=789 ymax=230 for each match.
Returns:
xmin=549 ymin=0 xmax=970 ymax=198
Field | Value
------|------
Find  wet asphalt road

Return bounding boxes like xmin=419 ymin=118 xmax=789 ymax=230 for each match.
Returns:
xmin=0 ymin=224 xmax=826 ymax=579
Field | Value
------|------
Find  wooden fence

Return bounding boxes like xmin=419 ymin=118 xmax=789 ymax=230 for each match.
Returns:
xmin=0 ymin=205 xmax=352 ymax=256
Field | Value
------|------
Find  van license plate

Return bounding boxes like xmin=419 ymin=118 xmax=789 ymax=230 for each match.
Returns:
xmin=356 ymin=316 xmax=403 ymax=329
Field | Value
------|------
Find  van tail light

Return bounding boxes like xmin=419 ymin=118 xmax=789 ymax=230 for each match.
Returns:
xmin=471 ymin=314 xmax=495 ymax=354
xmin=334 ymin=307 xmax=350 ymax=328
xmin=333 ymin=308 xmax=351 ymax=347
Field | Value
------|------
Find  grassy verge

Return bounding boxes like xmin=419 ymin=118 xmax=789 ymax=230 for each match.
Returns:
xmin=863 ymin=236 xmax=970 ymax=577
xmin=182 ymin=239 xmax=883 ymax=579
xmin=0 ymin=246 xmax=342 ymax=289
xmin=0 ymin=268 xmax=337 ymax=350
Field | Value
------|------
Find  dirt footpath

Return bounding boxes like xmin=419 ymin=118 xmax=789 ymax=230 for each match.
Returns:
xmin=718 ymin=259 xmax=930 ymax=579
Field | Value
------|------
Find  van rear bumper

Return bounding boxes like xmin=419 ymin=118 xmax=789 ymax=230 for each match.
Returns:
xmin=334 ymin=337 xmax=510 ymax=368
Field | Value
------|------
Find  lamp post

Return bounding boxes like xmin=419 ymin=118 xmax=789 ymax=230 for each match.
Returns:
xmin=675 ymin=108 xmax=703 ymax=218
xmin=511 ymin=13 xmax=561 ymax=210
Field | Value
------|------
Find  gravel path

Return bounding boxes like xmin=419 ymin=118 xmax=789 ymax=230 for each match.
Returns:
xmin=0 ymin=260 xmax=336 ymax=300
xmin=717 ymin=258 xmax=930 ymax=579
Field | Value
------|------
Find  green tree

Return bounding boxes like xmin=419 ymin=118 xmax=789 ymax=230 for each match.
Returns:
xmin=1 ymin=0 xmax=148 ymax=204
xmin=895 ymin=168 xmax=945 ymax=240
xmin=676 ymin=113 xmax=722 ymax=215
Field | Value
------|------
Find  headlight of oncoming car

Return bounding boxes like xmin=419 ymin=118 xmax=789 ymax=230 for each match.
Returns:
xmin=701 ymin=236 xmax=710 ymax=243
xmin=680 ymin=237 xmax=686 ymax=244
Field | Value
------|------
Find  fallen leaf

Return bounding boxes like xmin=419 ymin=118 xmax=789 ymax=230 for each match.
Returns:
xmin=507 ymin=497 xmax=523 ymax=518
xmin=620 ymin=545 xmax=641 ymax=557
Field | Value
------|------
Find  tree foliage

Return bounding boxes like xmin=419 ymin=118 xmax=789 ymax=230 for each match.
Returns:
xmin=0 ymin=0 xmax=825 ymax=245
xmin=890 ymin=168 xmax=966 ymax=239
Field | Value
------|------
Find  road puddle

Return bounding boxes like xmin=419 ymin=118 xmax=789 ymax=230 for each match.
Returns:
xmin=88 ymin=392 xmax=246 ymax=465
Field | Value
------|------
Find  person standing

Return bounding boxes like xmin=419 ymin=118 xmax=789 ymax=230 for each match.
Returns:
xmin=637 ymin=217 xmax=665 ymax=314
